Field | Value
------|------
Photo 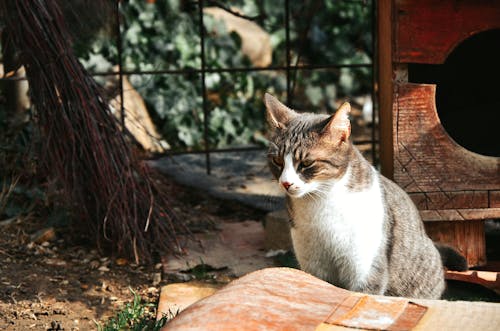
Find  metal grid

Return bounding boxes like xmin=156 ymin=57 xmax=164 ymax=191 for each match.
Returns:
xmin=110 ymin=0 xmax=377 ymax=174
xmin=1 ymin=0 xmax=377 ymax=174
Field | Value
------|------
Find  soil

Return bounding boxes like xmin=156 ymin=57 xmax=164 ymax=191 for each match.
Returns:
xmin=1 ymin=154 xmax=499 ymax=329
xmin=0 ymin=177 xmax=265 ymax=330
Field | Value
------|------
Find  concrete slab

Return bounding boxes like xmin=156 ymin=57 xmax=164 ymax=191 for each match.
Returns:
xmin=157 ymin=281 xmax=222 ymax=319
xmin=162 ymin=220 xmax=276 ymax=278
xmin=148 ymin=150 xmax=285 ymax=212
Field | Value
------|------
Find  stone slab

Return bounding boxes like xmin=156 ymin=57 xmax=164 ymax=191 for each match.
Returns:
xmin=162 ymin=220 xmax=275 ymax=277
xmin=148 ymin=151 xmax=285 ymax=212
xmin=162 ymin=268 xmax=500 ymax=331
xmin=157 ymin=281 xmax=222 ymax=319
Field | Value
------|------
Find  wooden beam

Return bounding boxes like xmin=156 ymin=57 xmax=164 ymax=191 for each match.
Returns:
xmin=377 ymin=0 xmax=394 ymax=179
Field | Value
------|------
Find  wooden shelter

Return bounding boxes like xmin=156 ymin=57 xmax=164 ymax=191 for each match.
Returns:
xmin=378 ymin=0 xmax=500 ymax=267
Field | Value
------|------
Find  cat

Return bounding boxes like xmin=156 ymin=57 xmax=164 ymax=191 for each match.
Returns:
xmin=264 ymin=93 xmax=467 ymax=299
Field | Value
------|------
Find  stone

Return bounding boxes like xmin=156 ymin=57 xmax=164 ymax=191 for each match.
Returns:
xmin=156 ymin=281 xmax=222 ymax=319
xmin=161 ymin=268 xmax=500 ymax=331
xmin=152 ymin=272 xmax=162 ymax=286
xmin=204 ymin=7 xmax=272 ymax=67
xmin=108 ymin=75 xmax=169 ymax=153
xmin=30 ymin=227 xmax=56 ymax=244
xmin=115 ymin=258 xmax=128 ymax=266
xmin=163 ymin=220 xmax=274 ymax=277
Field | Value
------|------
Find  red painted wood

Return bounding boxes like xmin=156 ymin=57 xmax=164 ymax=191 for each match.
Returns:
xmin=395 ymin=0 xmax=500 ymax=63
xmin=393 ymin=83 xmax=500 ymax=195
xmin=491 ymin=191 xmax=500 ymax=208
xmin=425 ymin=221 xmax=486 ymax=267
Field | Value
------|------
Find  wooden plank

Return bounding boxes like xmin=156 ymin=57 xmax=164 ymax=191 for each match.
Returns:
xmin=425 ymin=221 xmax=486 ymax=267
xmin=409 ymin=191 xmax=488 ymax=210
xmin=324 ymin=294 xmax=427 ymax=330
xmin=491 ymin=191 xmax=500 ymax=208
xmin=393 ymin=83 xmax=500 ymax=193
xmin=421 ymin=208 xmax=500 ymax=222
xmin=394 ymin=0 xmax=500 ymax=64
xmin=445 ymin=270 xmax=500 ymax=295
xmin=377 ymin=0 xmax=394 ymax=179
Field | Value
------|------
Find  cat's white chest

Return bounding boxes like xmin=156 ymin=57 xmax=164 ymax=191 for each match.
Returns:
xmin=290 ymin=171 xmax=385 ymax=290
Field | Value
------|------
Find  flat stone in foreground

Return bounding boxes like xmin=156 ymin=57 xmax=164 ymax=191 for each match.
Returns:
xmin=161 ymin=267 xmax=500 ymax=331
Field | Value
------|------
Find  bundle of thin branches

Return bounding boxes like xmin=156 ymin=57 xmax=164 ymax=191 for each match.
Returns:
xmin=0 ymin=0 xmax=189 ymax=263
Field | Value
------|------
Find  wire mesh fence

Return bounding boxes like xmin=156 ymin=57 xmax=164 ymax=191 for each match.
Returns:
xmin=1 ymin=0 xmax=378 ymax=174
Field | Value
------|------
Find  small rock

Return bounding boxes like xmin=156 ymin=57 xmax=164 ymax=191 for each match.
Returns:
xmin=155 ymin=263 xmax=163 ymax=270
xmin=34 ymin=310 xmax=49 ymax=316
xmin=109 ymin=296 xmax=118 ymax=301
xmin=44 ymin=258 xmax=67 ymax=266
xmin=147 ymin=287 xmax=158 ymax=294
xmin=100 ymin=281 xmax=109 ymax=291
xmin=89 ymin=260 xmax=100 ymax=269
xmin=115 ymin=258 xmax=128 ymax=266
xmin=30 ymin=227 xmax=56 ymax=244
xmin=53 ymin=308 xmax=66 ymax=315
xmin=41 ymin=241 xmax=50 ymax=247
xmin=98 ymin=266 xmax=110 ymax=272
xmin=152 ymin=272 xmax=162 ymax=286
xmin=49 ymin=320 xmax=63 ymax=330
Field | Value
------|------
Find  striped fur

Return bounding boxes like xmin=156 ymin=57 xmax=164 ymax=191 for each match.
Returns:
xmin=264 ymin=93 xmax=458 ymax=299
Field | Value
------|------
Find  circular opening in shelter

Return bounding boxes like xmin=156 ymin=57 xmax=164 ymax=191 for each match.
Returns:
xmin=409 ymin=29 xmax=500 ymax=157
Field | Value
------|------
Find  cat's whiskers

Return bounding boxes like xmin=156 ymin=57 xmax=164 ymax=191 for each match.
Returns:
xmin=264 ymin=93 xmax=457 ymax=299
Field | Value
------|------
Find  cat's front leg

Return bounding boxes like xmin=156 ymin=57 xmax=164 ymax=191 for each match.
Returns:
xmin=354 ymin=260 xmax=389 ymax=295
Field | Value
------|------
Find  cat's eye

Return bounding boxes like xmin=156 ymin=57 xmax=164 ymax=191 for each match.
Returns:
xmin=299 ymin=160 xmax=315 ymax=169
xmin=272 ymin=156 xmax=283 ymax=167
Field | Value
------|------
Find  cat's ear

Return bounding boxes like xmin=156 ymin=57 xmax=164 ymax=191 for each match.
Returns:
xmin=264 ymin=93 xmax=297 ymax=129
xmin=322 ymin=102 xmax=351 ymax=144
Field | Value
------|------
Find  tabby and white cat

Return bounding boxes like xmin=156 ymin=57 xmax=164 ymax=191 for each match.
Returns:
xmin=264 ymin=93 xmax=466 ymax=299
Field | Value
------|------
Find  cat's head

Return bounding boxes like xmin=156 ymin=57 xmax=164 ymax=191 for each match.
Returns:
xmin=264 ymin=93 xmax=352 ymax=198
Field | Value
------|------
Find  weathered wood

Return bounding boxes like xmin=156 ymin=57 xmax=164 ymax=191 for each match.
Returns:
xmin=425 ymin=221 xmax=486 ymax=267
xmin=410 ymin=191 xmax=489 ymax=210
xmin=393 ymin=83 xmax=500 ymax=194
xmin=445 ymin=270 xmax=500 ymax=295
xmin=382 ymin=1 xmax=500 ymax=268
xmin=395 ymin=0 xmax=500 ymax=64
xmin=377 ymin=0 xmax=394 ymax=179
xmin=491 ymin=191 xmax=500 ymax=208
xmin=421 ymin=209 xmax=500 ymax=222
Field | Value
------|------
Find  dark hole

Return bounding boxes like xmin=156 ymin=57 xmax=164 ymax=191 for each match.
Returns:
xmin=408 ymin=29 xmax=500 ymax=157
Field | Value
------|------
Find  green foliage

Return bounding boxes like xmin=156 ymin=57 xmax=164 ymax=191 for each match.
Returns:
xmin=78 ymin=0 xmax=372 ymax=150
xmin=96 ymin=289 xmax=174 ymax=331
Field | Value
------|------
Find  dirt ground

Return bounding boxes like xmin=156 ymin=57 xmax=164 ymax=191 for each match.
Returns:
xmin=0 ymin=178 xmax=265 ymax=330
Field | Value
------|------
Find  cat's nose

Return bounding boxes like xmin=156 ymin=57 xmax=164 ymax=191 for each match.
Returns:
xmin=282 ymin=181 xmax=292 ymax=190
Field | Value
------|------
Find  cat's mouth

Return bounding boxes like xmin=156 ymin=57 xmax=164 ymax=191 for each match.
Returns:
xmin=284 ymin=187 xmax=306 ymax=198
